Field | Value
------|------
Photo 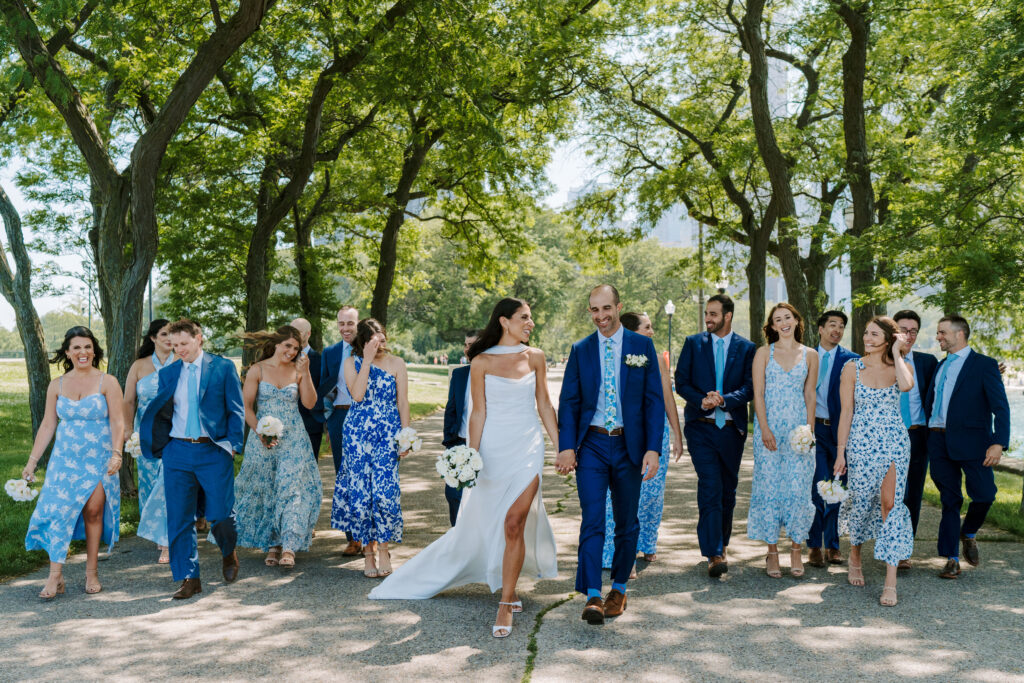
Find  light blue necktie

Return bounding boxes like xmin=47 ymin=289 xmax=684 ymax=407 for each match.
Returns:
xmin=817 ymin=350 xmax=831 ymax=390
xmin=185 ymin=364 xmax=201 ymax=438
xmin=714 ymin=338 xmax=726 ymax=428
xmin=933 ymin=355 xmax=958 ymax=422
xmin=900 ymin=357 xmax=913 ymax=427
xmin=602 ymin=338 xmax=618 ymax=430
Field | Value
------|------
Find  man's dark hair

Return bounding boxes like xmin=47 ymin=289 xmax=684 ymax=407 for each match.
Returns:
xmin=816 ymin=310 xmax=848 ymax=328
xmin=892 ymin=309 xmax=922 ymax=328
xmin=464 ymin=329 xmax=478 ymax=338
xmin=939 ymin=315 xmax=971 ymax=340
xmin=707 ymin=293 xmax=734 ymax=316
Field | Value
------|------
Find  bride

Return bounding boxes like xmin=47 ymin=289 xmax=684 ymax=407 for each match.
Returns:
xmin=369 ymin=297 xmax=559 ymax=638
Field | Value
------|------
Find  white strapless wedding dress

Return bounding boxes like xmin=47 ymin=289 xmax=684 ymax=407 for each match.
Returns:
xmin=369 ymin=369 xmax=558 ymax=599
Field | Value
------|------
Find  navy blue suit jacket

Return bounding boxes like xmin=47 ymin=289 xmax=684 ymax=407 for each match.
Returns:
xmin=557 ymin=329 xmax=665 ymax=465
xmin=317 ymin=341 xmax=348 ymax=422
xmin=924 ymin=349 xmax=1010 ymax=460
xmin=140 ymin=353 xmax=245 ymax=459
xmin=823 ymin=345 xmax=859 ymax=442
xmin=299 ymin=348 xmax=324 ymax=432
xmin=908 ymin=349 xmax=938 ymax=424
xmin=674 ymin=331 xmax=756 ymax=435
xmin=443 ymin=365 xmax=470 ymax=449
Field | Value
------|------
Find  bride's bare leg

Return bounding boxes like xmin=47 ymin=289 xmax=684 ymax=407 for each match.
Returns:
xmin=496 ymin=476 xmax=540 ymax=633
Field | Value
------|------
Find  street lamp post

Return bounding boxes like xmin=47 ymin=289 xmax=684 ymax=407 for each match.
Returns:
xmin=664 ymin=299 xmax=675 ymax=366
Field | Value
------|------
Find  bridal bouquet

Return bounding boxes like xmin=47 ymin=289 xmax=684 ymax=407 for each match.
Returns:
xmin=5 ymin=478 xmax=38 ymax=503
xmin=393 ymin=427 xmax=423 ymax=454
xmin=255 ymin=416 xmax=284 ymax=447
xmin=436 ymin=445 xmax=484 ymax=490
xmin=817 ymin=479 xmax=849 ymax=504
xmin=789 ymin=425 xmax=815 ymax=455
xmin=124 ymin=431 xmax=142 ymax=459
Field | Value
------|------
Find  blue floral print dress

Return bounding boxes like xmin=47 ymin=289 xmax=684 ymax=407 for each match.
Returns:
xmin=25 ymin=375 xmax=121 ymax=563
xmin=331 ymin=358 xmax=403 ymax=544
xmin=747 ymin=344 xmax=816 ymax=544
xmin=839 ymin=359 xmax=913 ymax=566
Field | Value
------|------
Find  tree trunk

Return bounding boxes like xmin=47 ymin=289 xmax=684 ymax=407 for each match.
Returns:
xmin=836 ymin=1 xmax=878 ymax=353
xmin=746 ymin=227 xmax=770 ymax=346
xmin=0 ymin=183 xmax=51 ymax=437
xmin=739 ymin=0 xmax=814 ymax=322
xmin=293 ymin=204 xmax=323 ymax=350
xmin=370 ymin=127 xmax=443 ymax=326
xmin=242 ymin=162 xmax=279 ymax=367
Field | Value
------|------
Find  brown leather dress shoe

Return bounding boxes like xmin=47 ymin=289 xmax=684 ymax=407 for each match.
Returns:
xmin=172 ymin=578 xmax=202 ymax=599
xmin=222 ymin=551 xmax=240 ymax=583
xmin=898 ymin=559 xmax=912 ymax=571
xmin=961 ymin=536 xmax=980 ymax=566
xmin=826 ymin=548 xmax=844 ymax=565
xmin=939 ymin=558 xmax=961 ymax=579
xmin=342 ymin=540 xmax=363 ymax=557
xmin=807 ymin=548 xmax=825 ymax=568
xmin=581 ymin=596 xmax=605 ymax=625
xmin=604 ymin=589 xmax=627 ymax=617
xmin=708 ymin=555 xmax=728 ymax=577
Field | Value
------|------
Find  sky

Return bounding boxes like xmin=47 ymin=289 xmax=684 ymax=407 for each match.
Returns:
xmin=0 ymin=143 xmax=600 ymax=329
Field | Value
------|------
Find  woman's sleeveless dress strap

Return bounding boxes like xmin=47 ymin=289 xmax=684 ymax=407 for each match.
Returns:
xmin=769 ymin=343 xmax=774 ymax=361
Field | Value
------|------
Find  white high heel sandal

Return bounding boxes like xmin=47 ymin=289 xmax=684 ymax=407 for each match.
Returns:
xmin=492 ymin=602 xmax=518 ymax=638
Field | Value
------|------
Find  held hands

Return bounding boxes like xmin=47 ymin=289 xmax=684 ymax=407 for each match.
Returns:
xmin=555 ymin=449 xmax=577 ymax=475
xmin=761 ymin=428 xmax=777 ymax=452
xmin=983 ymin=444 xmax=1003 ymax=467
xmin=701 ymin=391 xmax=724 ymax=412
xmin=641 ymin=450 xmax=659 ymax=481
xmin=833 ymin=453 xmax=847 ymax=477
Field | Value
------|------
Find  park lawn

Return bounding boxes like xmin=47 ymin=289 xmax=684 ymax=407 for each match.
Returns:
xmin=922 ymin=467 xmax=1024 ymax=538
xmin=407 ymin=368 xmax=448 ymax=420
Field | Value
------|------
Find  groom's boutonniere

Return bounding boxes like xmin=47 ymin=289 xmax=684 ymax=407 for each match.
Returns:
xmin=625 ymin=354 xmax=649 ymax=368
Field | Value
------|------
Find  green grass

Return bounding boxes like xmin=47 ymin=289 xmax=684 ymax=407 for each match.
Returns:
xmin=0 ymin=362 xmax=142 ymax=578
xmin=407 ymin=368 xmax=448 ymax=420
xmin=923 ymin=467 xmax=1024 ymax=538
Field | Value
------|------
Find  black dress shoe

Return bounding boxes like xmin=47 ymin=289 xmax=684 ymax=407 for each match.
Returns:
xmin=961 ymin=536 xmax=980 ymax=567
xmin=939 ymin=558 xmax=961 ymax=579
xmin=172 ymin=578 xmax=202 ymax=599
xmin=581 ymin=596 xmax=605 ymax=625
xmin=222 ymin=551 xmax=240 ymax=583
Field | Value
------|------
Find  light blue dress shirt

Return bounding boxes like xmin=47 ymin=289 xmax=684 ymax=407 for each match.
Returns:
xmin=904 ymin=353 xmax=927 ymax=426
xmin=705 ymin=331 xmax=734 ymax=423
xmin=815 ymin=344 xmax=835 ymax=419
xmin=334 ymin=342 xmax=353 ymax=407
xmin=170 ymin=350 xmax=210 ymax=439
xmin=929 ymin=346 xmax=972 ymax=428
xmin=590 ymin=325 xmax=624 ymax=429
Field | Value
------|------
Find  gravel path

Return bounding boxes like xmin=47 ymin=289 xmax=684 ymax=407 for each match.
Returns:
xmin=2 ymin=401 xmax=1022 ymax=682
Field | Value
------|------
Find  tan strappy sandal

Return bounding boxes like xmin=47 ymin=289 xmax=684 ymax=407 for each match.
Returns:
xmin=765 ymin=551 xmax=781 ymax=578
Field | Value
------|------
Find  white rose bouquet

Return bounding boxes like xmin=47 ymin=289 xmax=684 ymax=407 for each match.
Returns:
xmin=436 ymin=445 xmax=484 ymax=490
xmin=393 ymin=427 xmax=423 ymax=456
xmin=816 ymin=479 xmax=849 ymax=504
xmin=255 ymin=416 xmax=284 ymax=447
xmin=5 ymin=478 xmax=39 ymax=502
xmin=789 ymin=424 xmax=815 ymax=455
xmin=124 ymin=431 xmax=142 ymax=459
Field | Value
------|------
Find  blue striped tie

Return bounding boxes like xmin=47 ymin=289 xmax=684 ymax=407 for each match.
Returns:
xmin=185 ymin=365 xmax=201 ymax=438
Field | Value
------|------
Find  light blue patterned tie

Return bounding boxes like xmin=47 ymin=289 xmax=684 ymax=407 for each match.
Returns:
xmin=817 ymin=350 xmax=831 ymax=390
xmin=714 ymin=338 xmax=726 ymax=428
xmin=934 ymin=355 xmax=958 ymax=422
xmin=186 ymin=364 xmax=201 ymax=438
xmin=602 ymin=338 xmax=618 ymax=430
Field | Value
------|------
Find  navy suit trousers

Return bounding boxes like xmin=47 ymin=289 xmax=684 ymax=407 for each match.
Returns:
xmin=903 ymin=427 xmax=931 ymax=536
xmin=684 ymin=420 xmax=745 ymax=558
xmin=928 ymin=431 xmax=997 ymax=558
xmin=326 ymin=406 xmax=353 ymax=543
xmin=808 ymin=421 xmax=843 ymax=550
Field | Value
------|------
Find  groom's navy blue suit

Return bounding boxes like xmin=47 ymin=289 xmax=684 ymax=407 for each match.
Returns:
xmin=559 ymin=328 xmax=664 ymax=594
xmin=674 ymin=331 xmax=755 ymax=560
xmin=441 ymin=364 xmax=470 ymax=526
xmin=141 ymin=352 xmax=244 ymax=581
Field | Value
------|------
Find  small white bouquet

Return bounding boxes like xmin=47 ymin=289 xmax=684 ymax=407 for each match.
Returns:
xmin=125 ymin=431 xmax=142 ymax=459
xmin=394 ymin=427 xmax=423 ymax=454
xmin=255 ymin=415 xmax=284 ymax=447
xmin=817 ymin=479 xmax=849 ymax=504
xmin=789 ymin=424 xmax=816 ymax=455
xmin=436 ymin=444 xmax=484 ymax=490
xmin=5 ymin=478 xmax=38 ymax=502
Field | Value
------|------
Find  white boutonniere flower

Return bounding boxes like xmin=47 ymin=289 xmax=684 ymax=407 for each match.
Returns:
xmin=624 ymin=354 xmax=649 ymax=368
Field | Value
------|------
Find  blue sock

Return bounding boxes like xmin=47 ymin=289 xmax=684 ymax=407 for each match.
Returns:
xmin=611 ymin=582 xmax=627 ymax=594
xmin=950 ymin=556 xmax=959 ymax=562
xmin=587 ymin=588 xmax=601 ymax=599
xmin=964 ymin=533 xmax=976 ymax=539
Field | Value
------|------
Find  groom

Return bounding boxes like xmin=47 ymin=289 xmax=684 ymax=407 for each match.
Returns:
xmin=141 ymin=319 xmax=245 ymax=599
xmin=558 ymin=285 xmax=664 ymax=625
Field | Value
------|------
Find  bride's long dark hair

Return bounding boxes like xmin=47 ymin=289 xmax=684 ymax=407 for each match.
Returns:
xmin=466 ymin=297 xmax=529 ymax=361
